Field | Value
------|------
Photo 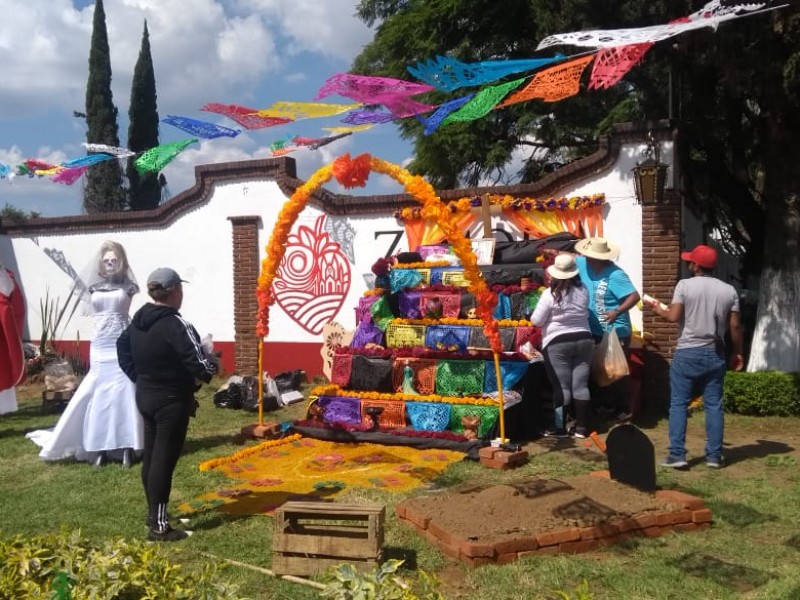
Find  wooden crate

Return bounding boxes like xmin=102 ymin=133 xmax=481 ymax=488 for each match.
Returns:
xmin=272 ymin=501 xmax=385 ymax=577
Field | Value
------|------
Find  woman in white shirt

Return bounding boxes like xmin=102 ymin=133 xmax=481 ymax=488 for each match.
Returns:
xmin=531 ymin=253 xmax=593 ymax=438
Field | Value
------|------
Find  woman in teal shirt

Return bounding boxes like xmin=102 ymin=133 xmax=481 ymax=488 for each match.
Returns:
xmin=574 ymin=237 xmax=641 ymax=422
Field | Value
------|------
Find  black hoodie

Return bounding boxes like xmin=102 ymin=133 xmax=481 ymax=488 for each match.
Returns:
xmin=117 ymin=303 xmax=217 ymax=400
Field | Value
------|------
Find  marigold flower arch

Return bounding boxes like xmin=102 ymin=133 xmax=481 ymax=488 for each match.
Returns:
xmin=256 ymin=153 xmax=509 ymax=440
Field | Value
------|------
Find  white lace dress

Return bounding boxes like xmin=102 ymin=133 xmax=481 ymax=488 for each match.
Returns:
xmin=27 ymin=289 xmax=144 ymax=461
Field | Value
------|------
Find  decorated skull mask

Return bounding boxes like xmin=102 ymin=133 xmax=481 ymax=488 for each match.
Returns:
xmin=102 ymin=250 xmax=121 ymax=276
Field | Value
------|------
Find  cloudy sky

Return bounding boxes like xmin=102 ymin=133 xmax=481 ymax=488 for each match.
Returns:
xmin=0 ymin=0 xmax=413 ymax=216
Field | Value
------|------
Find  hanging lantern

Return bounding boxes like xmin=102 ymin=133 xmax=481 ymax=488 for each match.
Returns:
xmin=632 ymin=132 xmax=669 ymax=204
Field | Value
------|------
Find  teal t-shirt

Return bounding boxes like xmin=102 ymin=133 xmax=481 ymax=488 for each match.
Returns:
xmin=576 ymin=255 xmax=637 ymax=338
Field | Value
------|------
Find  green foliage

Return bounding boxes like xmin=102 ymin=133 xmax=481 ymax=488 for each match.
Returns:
xmin=127 ymin=20 xmax=162 ymax=211
xmin=548 ymin=579 xmax=592 ymax=600
xmin=0 ymin=203 xmax=41 ymax=221
xmin=83 ymin=0 xmax=126 ymax=213
xmin=352 ymin=0 xmax=669 ymax=188
xmin=724 ymin=371 xmax=800 ymax=416
xmin=352 ymin=1 xmax=800 ymax=279
xmin=0 ymin=529 xmax=245 ymax=599
xmin=38 ymin=287 xmax=81 ymax=357
xmin=320 ymin=559 xmax=444 ymax=600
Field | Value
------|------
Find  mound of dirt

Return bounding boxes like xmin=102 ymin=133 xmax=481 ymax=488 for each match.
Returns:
xmin=401 ymin=474 xmax=680 ymax=545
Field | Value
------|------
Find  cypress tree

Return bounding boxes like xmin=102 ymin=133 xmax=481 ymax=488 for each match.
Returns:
xmin=83 ymin=0 xmax=125 ymax=213
xmin=127 ymin=21 xmax=161 ymax=211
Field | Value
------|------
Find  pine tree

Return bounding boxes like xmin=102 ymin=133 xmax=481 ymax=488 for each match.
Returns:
xmin=83 ymin=0 xmax=125 ymax=213
xmin=127 ymin=21 xmax=161 ymax=211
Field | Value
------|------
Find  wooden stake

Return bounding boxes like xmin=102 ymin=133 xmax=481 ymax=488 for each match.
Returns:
xmin=492 ymin=351 xmax=506 ymax=444
xmin=199 ymin=552 xmax=327 ymax=591
xmin=481 ymin=193 xmax=492 ymax=238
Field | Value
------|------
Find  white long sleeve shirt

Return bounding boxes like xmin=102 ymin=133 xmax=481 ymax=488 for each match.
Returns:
xmin=531 ymin=285 xmax=591 ymax=348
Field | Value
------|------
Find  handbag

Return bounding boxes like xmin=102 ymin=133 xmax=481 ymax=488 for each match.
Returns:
xmin=591 ymin=329 xmax=630 ymax=387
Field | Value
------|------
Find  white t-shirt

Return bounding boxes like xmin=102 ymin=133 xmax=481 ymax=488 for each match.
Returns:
xmin=531 ymin=285 xmax=591 ymax=348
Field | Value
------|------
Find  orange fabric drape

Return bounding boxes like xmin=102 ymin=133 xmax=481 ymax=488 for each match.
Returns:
xmin=404 ymin=212 xmax=477 ymax=249
xmin=503 ymin=208 xmax=567 ymax=238
xmin=406 ymin=204 xmax=603 ymax=248
xmin=503 ymin=205 xmax=604 ymax=239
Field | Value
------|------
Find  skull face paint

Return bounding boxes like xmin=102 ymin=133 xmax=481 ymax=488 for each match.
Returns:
xmin=102 ymin=250 xmax=120 ymax=276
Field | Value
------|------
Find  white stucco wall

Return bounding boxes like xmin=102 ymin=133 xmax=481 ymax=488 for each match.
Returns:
xmin=1 ymin=138 xmax=667 ymax=347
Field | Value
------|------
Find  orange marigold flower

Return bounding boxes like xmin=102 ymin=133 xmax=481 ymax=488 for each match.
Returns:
xmin=332 ymin=152 xmax=372 ymax=189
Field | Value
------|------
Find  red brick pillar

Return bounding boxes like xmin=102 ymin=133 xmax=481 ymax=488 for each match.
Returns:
xmin=641 ymin=190 xmax=681 ymax=410
xmin=228 ymin=216 xmax=261 ymax=375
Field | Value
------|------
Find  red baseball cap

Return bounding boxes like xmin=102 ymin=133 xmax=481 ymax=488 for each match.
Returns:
xmin=681 ymin=244 xmax=717 ymax=269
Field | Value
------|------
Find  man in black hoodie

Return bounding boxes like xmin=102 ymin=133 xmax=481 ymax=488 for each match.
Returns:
xmin=117 ymin=267 xmax=217 ymax=541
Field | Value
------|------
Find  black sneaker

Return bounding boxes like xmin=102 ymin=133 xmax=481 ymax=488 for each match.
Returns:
xmin=543 ymin=428 xmax=569 ymax=439
xmin=146 ymin=513 xmax=190 ymax=528
xmin=147 ymin=526 xmax=192 ymax=542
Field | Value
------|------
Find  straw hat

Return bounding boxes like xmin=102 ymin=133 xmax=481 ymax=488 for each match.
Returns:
xmin=547 ymin=253 xmax=579 ymax=280
xmin=574 ymin=237 xmax=620 ymax=261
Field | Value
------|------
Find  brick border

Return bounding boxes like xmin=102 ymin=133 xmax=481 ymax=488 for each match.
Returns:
xmin=395 ymin=472 xmax=710 ymax=565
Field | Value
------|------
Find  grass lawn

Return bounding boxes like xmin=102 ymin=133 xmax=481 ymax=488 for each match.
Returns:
xmin=2 ymin=380 xmax=800 ymax=599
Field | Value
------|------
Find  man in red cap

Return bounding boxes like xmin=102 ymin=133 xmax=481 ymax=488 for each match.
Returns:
xmin=644 ymin=244 xmax=743 ymax=469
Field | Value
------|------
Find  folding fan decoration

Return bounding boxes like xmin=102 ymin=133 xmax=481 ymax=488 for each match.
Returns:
xmin=315 ymin=73 xmax=434 ymax=104
xmin=689 ymin=0 xmax=767 ymax=19
xmin=323 ymin=124 xmax=375 ymax=134
xmin=5 ymin=0 xmax=785 ymax=191
xmin=31 ymin=166 xmax=63 ymax=177
xmin=340 ymin=108 xmax=396 ymax=125
xmin=418 ymin=94 xmax=475 ymax=135
xmin=25 ymin=159 xmax=58 ymax=174
xmin=200 ymin=103 xmax=293 ymax=130
xmin=52 ymin=166 xmax=88 ymax=185
xmin=269 ymin=135 xmax=298 ymax=156
xmin=441 ymin=78 xmax=526 ymax=125
xmin=381 ymin=96 xmax=436 ymax=118
xmin=408 ymin=55 xmax=566 ymax=92
xmin=588 ymin=43 xmax=653 ymax=90
xmin=82 ymin=143 xmax=136 ymax=158
xmin=163 ymin=115 xmax=241 ymax=139
xmin=499 ymin=55 xmax=595 ymax=105
xmin=134 ymin=139 xmax=198 ymax=174
xmin=61 ymin=154 xmax=115 ymax=169
xmin=257 ymin=101 xmax=362 ymax=120
xmin=292 ymin=132 xmax=353 ymax=150
xmin=536 ymin=0 xmax=772 ymax=49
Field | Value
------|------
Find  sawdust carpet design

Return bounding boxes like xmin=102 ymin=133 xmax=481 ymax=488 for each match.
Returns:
xmin=181 ymin=434 xmax=464 ymax=516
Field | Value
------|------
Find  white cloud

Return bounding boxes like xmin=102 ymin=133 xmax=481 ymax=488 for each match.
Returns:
xmin=235 ymin=0 xmax=374 ymax=61
xmin=0 ymin=1 xmax=411 ymax=216
xmin=0 ymin=0 xmax=285 ymax=119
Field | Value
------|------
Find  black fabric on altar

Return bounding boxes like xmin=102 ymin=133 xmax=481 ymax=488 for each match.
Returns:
xmin=493 ymin=233 xmax=579 ymax=265
xmin=349 ymin=355 xmax=394 ymax=392
xmin=292 ymin=425 xmax=482 ymax=460
xmin=479 ymin=264 xmax=545 ymax=286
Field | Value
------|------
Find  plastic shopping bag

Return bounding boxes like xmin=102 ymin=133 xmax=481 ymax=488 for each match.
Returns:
xmin=591 ymin=329 xmax=630 ymax=387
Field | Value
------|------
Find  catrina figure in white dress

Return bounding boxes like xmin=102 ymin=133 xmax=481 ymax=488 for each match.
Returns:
xmin=27 ymin=241 xmax=144 ymax=467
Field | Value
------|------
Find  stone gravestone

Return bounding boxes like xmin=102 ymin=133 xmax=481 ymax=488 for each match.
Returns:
xmin=605 ymin=424 xmax=656 ymax=492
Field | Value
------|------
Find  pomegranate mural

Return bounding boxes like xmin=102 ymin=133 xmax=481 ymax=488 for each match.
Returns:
xmin=273 ymin=214 xmax=351 ymax=334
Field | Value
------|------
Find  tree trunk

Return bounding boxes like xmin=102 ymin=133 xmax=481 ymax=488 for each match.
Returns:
xmin=747 ymin=118 xmax=800 ymax=372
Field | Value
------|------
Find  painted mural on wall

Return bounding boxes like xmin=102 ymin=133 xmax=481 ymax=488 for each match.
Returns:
xmin=325 ymin=217 xmax=356 ymax=264
xmin=273 ymin=214 xmax=352 ymax=335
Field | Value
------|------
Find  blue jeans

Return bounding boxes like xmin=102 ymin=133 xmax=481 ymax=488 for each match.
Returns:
xmin=669 ymin=346 xmax=727 ymax=461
